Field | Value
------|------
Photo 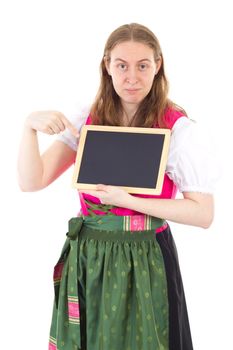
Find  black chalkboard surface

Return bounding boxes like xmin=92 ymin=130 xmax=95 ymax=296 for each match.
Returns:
xmin=72 ymin=125 xmax=171 ymax=194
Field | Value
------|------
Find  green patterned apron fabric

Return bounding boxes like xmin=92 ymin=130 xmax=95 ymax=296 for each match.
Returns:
xmin=49 ymin=215 xmax=169 ymax=350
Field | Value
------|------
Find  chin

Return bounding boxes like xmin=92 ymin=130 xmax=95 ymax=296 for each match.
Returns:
xmin=123 ymin=95 xmax=145 ymax=105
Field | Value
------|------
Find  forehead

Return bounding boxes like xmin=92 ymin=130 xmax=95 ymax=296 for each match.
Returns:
xmin=110 ymin=41 xmax=155 ymax=62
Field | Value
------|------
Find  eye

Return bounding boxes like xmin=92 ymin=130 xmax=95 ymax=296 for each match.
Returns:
xmin=117 ymin=63 xmax=128 ymax=71
xmin=138 ymin=63 xmax=148 ymax=71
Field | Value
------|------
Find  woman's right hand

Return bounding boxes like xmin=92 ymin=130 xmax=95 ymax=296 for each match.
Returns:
xmin=25 ymin=110 xmax=79 ymax=137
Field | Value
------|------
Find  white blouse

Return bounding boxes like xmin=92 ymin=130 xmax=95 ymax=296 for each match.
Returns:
xmin=57 ymin=106 xmax=219 ymax=194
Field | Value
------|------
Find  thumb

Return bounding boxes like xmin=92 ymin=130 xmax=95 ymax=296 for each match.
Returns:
xmin=96 ymin=184 xmax=108 ymax=191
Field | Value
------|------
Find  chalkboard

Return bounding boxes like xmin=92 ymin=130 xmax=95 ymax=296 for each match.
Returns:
xmin=72 ymin=125 xmax=171 ymax=195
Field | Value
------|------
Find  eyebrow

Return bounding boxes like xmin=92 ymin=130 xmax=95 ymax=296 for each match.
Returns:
xmin=114 ymin=58 xmax=152 ymax=63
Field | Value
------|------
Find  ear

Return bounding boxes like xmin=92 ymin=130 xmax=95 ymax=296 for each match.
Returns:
xmin=155 ymin=57 xmax=162 ymax=75
xmin=104 ymin=56 xmax=111 ymax=75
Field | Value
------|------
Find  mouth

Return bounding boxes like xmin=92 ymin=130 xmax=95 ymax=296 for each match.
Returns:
xmin=125 ymin=88 xmax=141 ymax=94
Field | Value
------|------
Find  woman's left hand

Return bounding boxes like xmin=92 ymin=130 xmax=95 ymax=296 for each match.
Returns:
xmin=80 ymin=184 xmax=132 ymax=207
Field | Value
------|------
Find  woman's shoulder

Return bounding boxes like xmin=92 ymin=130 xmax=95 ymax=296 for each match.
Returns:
xmin=163 ymin=105 xmax=188 ymax=129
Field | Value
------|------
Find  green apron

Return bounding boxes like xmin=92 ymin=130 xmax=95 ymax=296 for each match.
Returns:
xmin=49 ymin=215 xmax=169 ymax=350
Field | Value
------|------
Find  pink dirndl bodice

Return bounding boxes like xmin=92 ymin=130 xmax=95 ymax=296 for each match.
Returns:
xmin=78 ymin=108 xmax=186 ymax=216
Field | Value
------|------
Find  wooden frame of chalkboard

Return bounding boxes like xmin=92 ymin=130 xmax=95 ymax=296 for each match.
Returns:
xmin=72 ymin=125 xmax=171 ymax=195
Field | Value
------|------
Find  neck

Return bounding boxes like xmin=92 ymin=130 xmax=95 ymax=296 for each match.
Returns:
xmin=122 ymin=103 xmax=138 ymax=125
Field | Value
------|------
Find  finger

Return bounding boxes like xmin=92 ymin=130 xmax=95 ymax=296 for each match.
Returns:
xmin=61 ymin=116 xmax=79 ymax=137
xmin=49 ymin=121 xmax=64 ymax=134
xmin=46 ymin=126 xmax=56 ymax=135
xmin=96 ymin=184 xmax=108 ymax=191
xmin=53 ymin=117 xmax=67 ymax=132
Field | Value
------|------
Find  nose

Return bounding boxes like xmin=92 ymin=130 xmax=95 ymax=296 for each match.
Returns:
xmin=126 ymin=67 xmax=138 ymax=85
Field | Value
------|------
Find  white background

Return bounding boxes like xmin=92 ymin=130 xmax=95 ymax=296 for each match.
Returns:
xmin=0 ymin=0 xmax=232 ymax=349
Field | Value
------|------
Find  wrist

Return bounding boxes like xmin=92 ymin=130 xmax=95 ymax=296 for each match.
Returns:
xmin=24 ymin=115 xmax=37 ymax=133
xmin=123 ymin=192 xmax=135 ymax=209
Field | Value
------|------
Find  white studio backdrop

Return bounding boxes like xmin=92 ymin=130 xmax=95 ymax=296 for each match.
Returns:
xmin=0 ymin=0 xmax=232 ymax=349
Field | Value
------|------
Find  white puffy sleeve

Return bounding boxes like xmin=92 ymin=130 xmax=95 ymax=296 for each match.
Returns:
xmin=166 ymin=117 xmax=220 ymax=194
xmin=56 ymin=105 xmax=91 ymax=151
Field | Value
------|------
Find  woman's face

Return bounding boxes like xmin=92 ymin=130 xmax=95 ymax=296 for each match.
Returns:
xmin=105 ymin=41 xmax=160 ymax=113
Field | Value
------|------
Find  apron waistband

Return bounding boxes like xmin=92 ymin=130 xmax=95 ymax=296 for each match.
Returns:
xmin=80 ymin=214 xmax=167 ymax=233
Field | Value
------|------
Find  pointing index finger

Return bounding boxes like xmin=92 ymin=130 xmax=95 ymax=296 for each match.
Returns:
xmin=61 ymin=115 xmax=80 ymax=137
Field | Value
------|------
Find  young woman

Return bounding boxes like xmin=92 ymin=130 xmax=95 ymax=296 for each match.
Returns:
xmin=18 ymin=23 xmax=216 ymax=350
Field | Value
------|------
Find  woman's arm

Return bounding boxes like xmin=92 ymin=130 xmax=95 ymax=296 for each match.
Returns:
xmin=81 ymin=185 xmax=214 ymax=229
xmin=125 ymin=191 xmax=214 ymax=229
xmin=17 ymin=110 xmax=78 ymax=191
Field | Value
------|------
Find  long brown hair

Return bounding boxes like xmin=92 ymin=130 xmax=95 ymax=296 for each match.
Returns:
xmin=90 ymin=23 xmax=186 ymax=128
